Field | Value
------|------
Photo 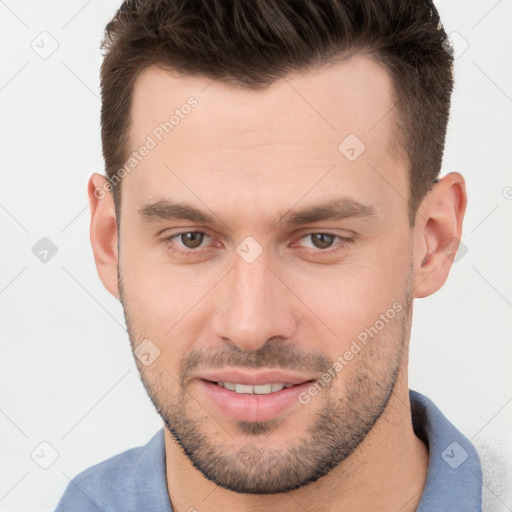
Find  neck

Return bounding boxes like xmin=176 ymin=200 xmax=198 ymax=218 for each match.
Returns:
xmin=164 ymin=370 xmax=428 ymax=512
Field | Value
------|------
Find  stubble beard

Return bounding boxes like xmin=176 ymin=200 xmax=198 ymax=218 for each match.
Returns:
xmin=118 ymin=265 xmax=413 ymax=494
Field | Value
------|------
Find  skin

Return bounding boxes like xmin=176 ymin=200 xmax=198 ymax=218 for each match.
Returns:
xmin=88 ymin=52 xmax=466 ymax=512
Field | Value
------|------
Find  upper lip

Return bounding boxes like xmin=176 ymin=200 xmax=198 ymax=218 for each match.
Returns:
xmin=198 ymin=369 xmax=315 ymax=386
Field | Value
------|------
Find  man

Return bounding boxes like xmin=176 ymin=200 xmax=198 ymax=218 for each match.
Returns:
xmin=55 ymin=0 xmax=483 ymax=510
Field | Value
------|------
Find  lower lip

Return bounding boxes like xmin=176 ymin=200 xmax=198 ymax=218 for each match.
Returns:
xmin=199 ymin=379 xmax=314 ymax=422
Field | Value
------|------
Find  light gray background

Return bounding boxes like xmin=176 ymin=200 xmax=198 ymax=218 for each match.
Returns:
xmin=0 ymin=1 xmax=511 ymax=511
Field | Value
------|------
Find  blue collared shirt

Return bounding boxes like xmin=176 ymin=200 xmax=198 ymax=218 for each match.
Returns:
xmin=55 ymin=389 xmax=482 ymax=511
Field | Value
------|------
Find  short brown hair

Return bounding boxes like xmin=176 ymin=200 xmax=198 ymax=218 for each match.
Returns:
xmin=100 ymin=0 xmax=454 ymax=226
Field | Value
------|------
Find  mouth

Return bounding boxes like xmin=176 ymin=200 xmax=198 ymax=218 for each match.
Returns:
xmin=204 ymin=380 xmax=303 ymax=395
xmin=197 ymin=371 xmax=316 ymax=422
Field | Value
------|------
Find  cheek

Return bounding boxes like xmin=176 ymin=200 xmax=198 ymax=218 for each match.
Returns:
xmin=120 ymin=212 xmax=207 ymax=311
xmin=121 ymin=246 xmax=225 ymax=356
xmin=286 ymin=235 xmax=411 ymax=345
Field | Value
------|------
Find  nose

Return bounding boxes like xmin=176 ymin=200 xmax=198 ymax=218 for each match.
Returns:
xmin=211 ymin=248 xmax=298 ymax=352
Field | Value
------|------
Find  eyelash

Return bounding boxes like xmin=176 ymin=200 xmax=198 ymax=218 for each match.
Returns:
xmin=160 ymin=231 xmax=353 ymax=257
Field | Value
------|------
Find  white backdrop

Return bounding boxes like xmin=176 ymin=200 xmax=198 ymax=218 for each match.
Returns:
xmin=0 ymin=1 xmax=511 ymax=511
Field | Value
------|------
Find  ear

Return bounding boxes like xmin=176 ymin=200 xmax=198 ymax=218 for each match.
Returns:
xmin=88 ymin=173 xmax=120 ymax=299
xmin=413 ymin=172 xmax=467 ymax=298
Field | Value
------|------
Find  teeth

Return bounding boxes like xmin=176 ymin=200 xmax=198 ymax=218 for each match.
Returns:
xmin=254 ymin=384 xmax=272 ymax=394
xmin=217 ymin=382 xmax=294 ymax=395
xmin=235 ymin=383 xmax=254 ymax=394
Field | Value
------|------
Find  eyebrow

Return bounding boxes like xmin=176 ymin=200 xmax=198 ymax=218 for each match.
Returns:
xmin=137 ymin=196 xmax=378 ymax=230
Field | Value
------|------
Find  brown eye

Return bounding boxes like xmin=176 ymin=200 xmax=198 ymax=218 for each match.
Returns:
xmin=161 ymin=230 xmax=213 ymax=257
xmin=307 ymin=233 xmax=337 ymax=249
xmin=295 ymin=232 xmax=352 ymax=255
xmin=179 ymin=232 xmax=206 ymax=249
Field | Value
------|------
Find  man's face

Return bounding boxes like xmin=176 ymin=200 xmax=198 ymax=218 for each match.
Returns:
xmin=118 ymin=54 xmax=415 ymax=493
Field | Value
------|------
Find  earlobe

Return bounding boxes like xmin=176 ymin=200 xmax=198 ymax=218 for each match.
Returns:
xmin=88 ymin=173 xmax=120 ymax=299
xmin=413 ymin=172 xmax=467 ymax=298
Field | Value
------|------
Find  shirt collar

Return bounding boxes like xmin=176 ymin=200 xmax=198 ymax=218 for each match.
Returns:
xmin=132 ymin=428 xmax=173 ymax=512
xmin=411 ymin=389 xmax=483 ymax=511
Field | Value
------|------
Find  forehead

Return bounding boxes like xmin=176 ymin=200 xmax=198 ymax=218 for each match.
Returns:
xmin=130 ymin=53 xmax=399 ymax=147
xmin=123 ymin=54 xmax=408 ymax=226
